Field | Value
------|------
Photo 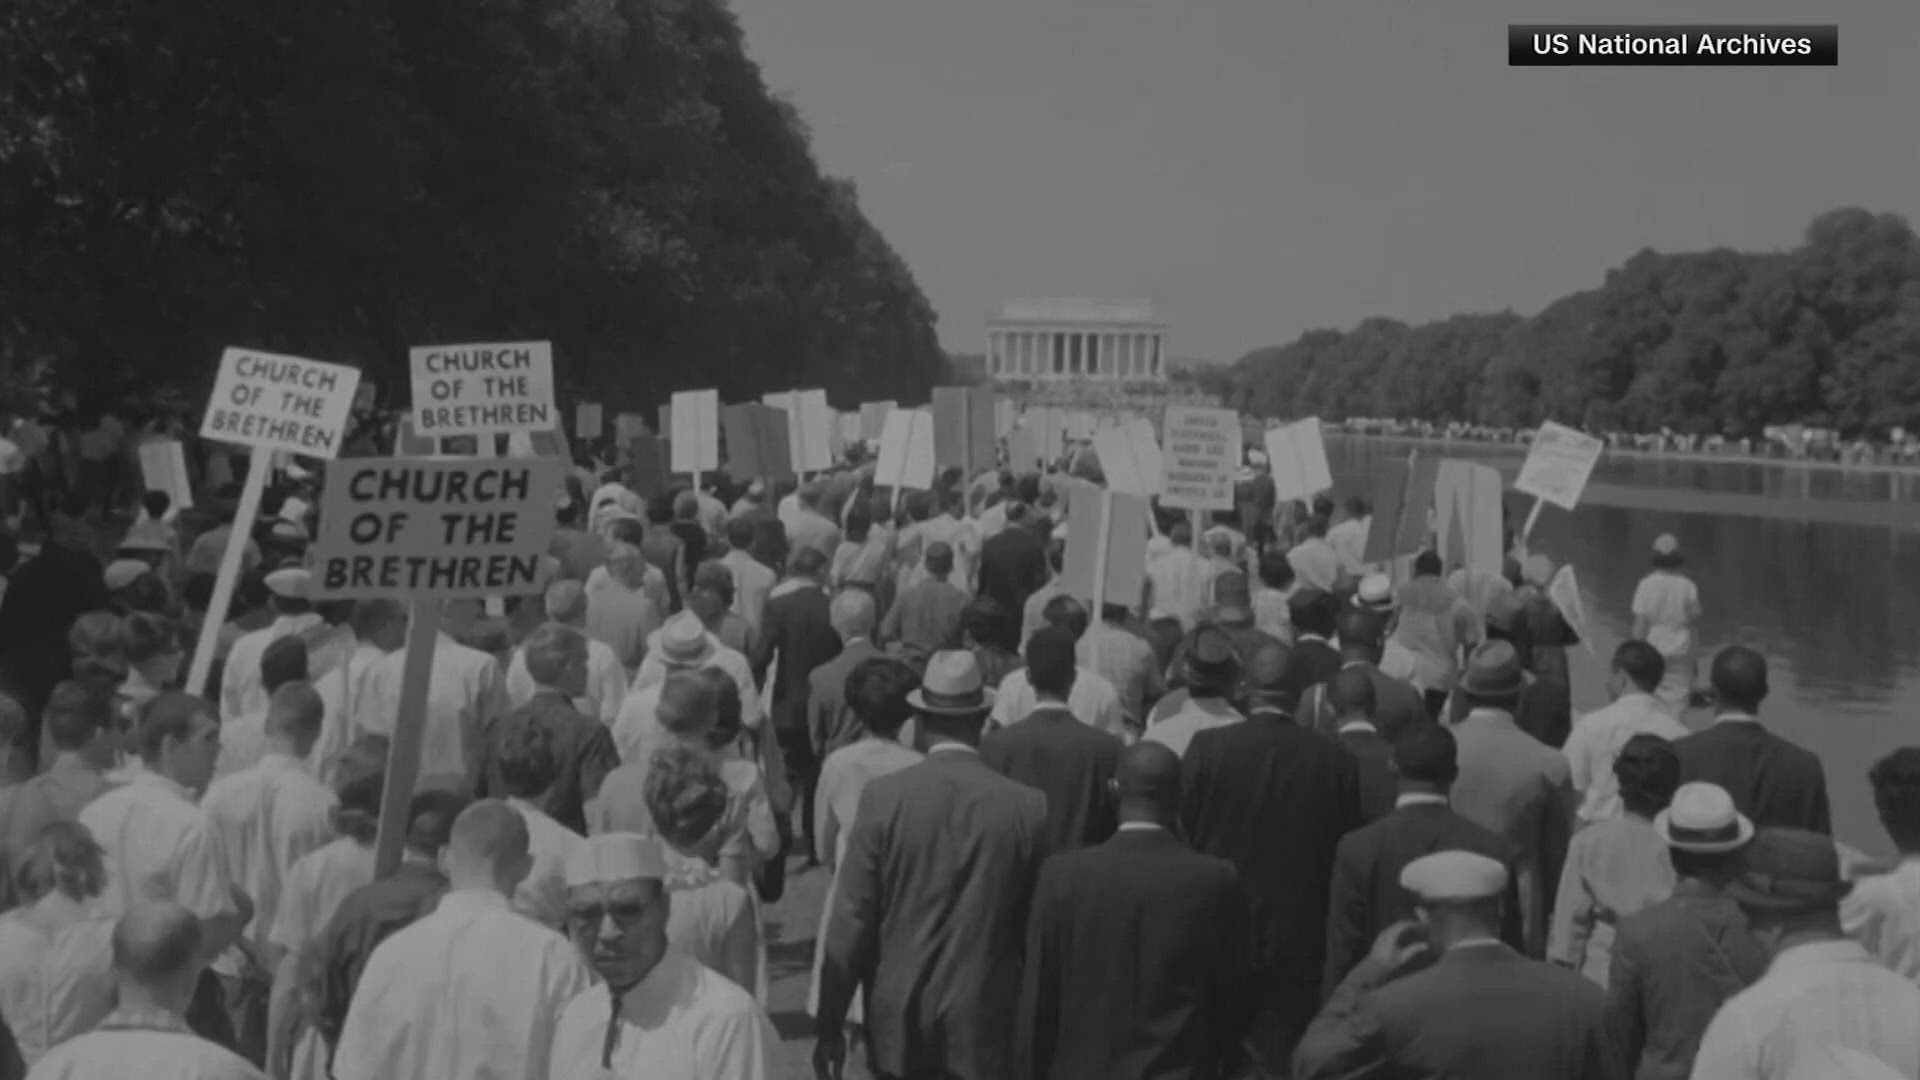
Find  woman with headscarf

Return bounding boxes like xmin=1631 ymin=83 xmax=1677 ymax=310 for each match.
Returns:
xmin=1631 ymin=533 xmax=1702 ymax=716
xmin=0 ymin=820 xmax=117 ymax=1067
xmin=1547 ymin=734 xmax=1679 ymax=987
xmin=1513 ymin=552 xmax=1581 ymax=749
xmin=641 ymin=744 xmax=760 ymax=995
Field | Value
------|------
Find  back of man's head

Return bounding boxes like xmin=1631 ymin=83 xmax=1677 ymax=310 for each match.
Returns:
xmin=1329 ymin=667 xmax=1377 ymax=719
xmin=444 ymin=800 xmax=532 ymax=890
xmin=265 ymin=681 xmax=324 ymax=750
xmin=1392 ymin=723 xmax=1459 ymax=786
xmin=1025 ymin=626 xmax=1079 ymax=698
xmin=830 ymin=589 xmax=877 ymax=640
xmin=1042 ymin=594 xmax=1089 ymax=639
xmin=657 ymin=671 xmax=718 ymax=739
xmin=1115 ymin=741 xmax=1182 ymax=812
xmin=407 ymin=791 xmax=472 ymax=859
xmin=1710 ymin=646 xmax=1769 ymax=713
xmin=524 ymin=623 xmax=587 ymax=689
xmin=261 ymin=635 xmax=309 ymax=694
xmin=544 ymin=579 xmax=589 ymax=624
xmin=112 ymin=902 xmax=202 ymax=994
xmin=1612 ymin=639 xmax=1666 ymax=695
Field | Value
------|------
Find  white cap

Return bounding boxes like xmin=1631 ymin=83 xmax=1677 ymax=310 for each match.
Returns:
xmin=104 ymin=559 xmax=149 ymax=591
xmin=1400 ymin=850 xmax=1509 ymax=903
xmin=564 ymin=832 xmax=666 ymax=887
xmin=264 ymin=566 xmax=312 ymax=600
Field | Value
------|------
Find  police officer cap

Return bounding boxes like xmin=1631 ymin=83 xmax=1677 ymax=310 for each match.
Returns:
xmin=264 ymin=566 xmax=312 ymax=600
xmin=1399 ymin=850 xmax=1508 ymax=903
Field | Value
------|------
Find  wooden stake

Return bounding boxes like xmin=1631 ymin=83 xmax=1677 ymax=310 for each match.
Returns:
xmin=373 ymin=596 xmax=444 ymax=877
xmin=185 ymin=445 xmax=271 ymax=697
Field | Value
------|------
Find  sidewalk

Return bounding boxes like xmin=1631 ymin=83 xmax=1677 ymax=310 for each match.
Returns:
xmin=761 ymin=860 xmax=834 ymax=1079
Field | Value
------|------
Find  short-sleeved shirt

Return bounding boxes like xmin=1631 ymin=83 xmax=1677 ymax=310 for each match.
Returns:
xmin=78 ymin=771 xmax=238 ymax=923
xmin=987 ymin=666 xmax=1126 ymax=740
xmin=268 ymin=838 xmax=378 ymax=961
xmin=201 ymin=753 xmax=338 ymax=976
xmin=1631 ymin=570 xmax=1700 ymax=657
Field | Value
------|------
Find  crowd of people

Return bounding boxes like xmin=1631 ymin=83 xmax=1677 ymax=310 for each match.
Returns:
xmin=1332 ymin=417 xmax=1920 ymax=470
xmin=0 ymin=410 xmax=1913 ymax=1080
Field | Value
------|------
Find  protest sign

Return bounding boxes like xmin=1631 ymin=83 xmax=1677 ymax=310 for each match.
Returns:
xmin=576 ymin=402 xmax=603 ymax=440
xmin=875 ymin=408 xmax=936 ymax=493
xmin=1361 ymin=452 xmax=1440 ymax=566
xmin=1092 ymin=420 xmax=1164 ymax=498
xmin=995 ymin=399 xmax=1018 ymax=438
xmin=309 ymin=455 xmax=560 ymax=874
xmin=669 ymin=389 xmax=721 ymax=478
xmin=1515 ymin=420 xmax=1605 ymax=529
xmin=932 ymin=386 xmax=999 ymax=480
xmin=627 ymin=435 xmax=671 ymax=500
xmin=354 ymin=380 xmax=377 ymax=413
xmin=138 ymin=439 xmax=194 ymax=510
xmin=1547 ymin=564 xmax=1593 ymax=654
xmin=1062 ymin=487 xmax=1150 ymax=614
xmin=614 ymin=413 xmax=649 ymax=443
xmin=1006 ymin=429 xmax=1042 ymax=476
xmin=1433 ymin=460 xmax=1504 ymax=577
xmin=188 ymin=347 xmax=362 ymax=696
xmin=859 ymin=401 xmax=896 ymax=442
xmin=1159 ymin=406 xmax=1242 ymax=512
xmin=766 ymin=389 xmax=834 ymax=473
xmin=722 ymin=403 xmax=794 ymax=484
xmin=1263 ymin=417 xmax=1334 ymax=503
xmin=408 ymin=341 xmax=555 ymax=437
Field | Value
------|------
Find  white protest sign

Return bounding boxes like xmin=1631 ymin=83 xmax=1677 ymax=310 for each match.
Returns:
xmin=201 ymin=347 xmax=361 ymax=459
xmin=995 ymin=399 xmax=1018 ymax=438
xmin=1092 ymin=420 xmax=1164 ymax=497
xmin=669 ymin=389 xmax=721 ymax=474
xmin=1062 ymin=487 xmax=1151 ymax=613
xmin=766 ymin=388 xmax=834 ymax=472
xmin=874 ymin=408 xmax=936 ymax=492
xmin=1515 ymin=420 xmax=1604 ymax=512
xmin=138 ymin=439 xmax=194 ymax=510
xmin=576 ymin=402 xmax=603 ymax=440
xmin=1547 ymin=563 xmax=1594 ymax=654
xmin=310 ymin=457 xmax=563 ymax=600
xmin=1160 ymin=405 xmax=1242 ymax=511
xmin=859 ymin=401 xmax=896 ymax=442
xmin=614 ymin=413 xmax=649 ymax=442
xmin=1065 ymin=411 xmax=1097 ymax=441
xmin=408 ymin=341 xmax=556 ymax=437
xmin=1263 ymin=417 xmax=1334 ymax=503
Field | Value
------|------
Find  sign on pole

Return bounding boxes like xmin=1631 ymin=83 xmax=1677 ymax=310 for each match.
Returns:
xmin=1263 ymin=417 xmax=1334 ymax=503
xmin=765 ymin=389 xmax=833 ymax=473
xmin=932 ymin=386 xmax=999 ymax=481
xmin=1515 ymin=420 xmax=1604 ymax=513
xmin=875 ymin=408 xmax=936 ymax=492
xmin=1159 ymin=406 xmax=1242 ymax=511
xmin=1062 ymin=487 xmax=1150 ymax=613
xmin=669 ymin=390 xmax=721 ymax=478
xmin=1433 ymin=460 xmax=1504 ymax=577
xmin=1092 ymin=420 xmax=1163 ymax=498
xmin=859 ymin=401 xmax=896 ymax=442
xmin=407 ymin=341 xmax=555 ymax=437
xmin=138 ymin=439 xmax=194 ymax=511
xmin=187 ymin=348 xmax=361 ymax=696
xmin=722 ymin=403 xmax=794 ymax=484
xmin=576 ymin=402 xmax=603 ymax=440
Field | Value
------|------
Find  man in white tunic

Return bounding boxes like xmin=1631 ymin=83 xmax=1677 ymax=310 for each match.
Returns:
xmin=26 ymin=902 xmax=264 ymax=1080
xmin=200 ymin=682 xmax=336 ymax=1062
xmin=550 ymin=832 xmax=777 ymax=1080
xmin=333 ymin=800 xmax=593 ymax=1080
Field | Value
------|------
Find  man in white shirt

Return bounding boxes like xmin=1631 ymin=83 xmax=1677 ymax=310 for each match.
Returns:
xmin=1842 ymin=748 xmax=1920 ymax=980
xmin=1632 ymin=534 xmax=1703 ymax=716
xmin=1287 ymin=517 xmax=1341 ymax=592
xmin=1142 ymin=628 xmax=1244 ymax=758
xmin=1145 ymin=521 xmax=1214 ymax=631
xmin=333 ymin=801 xmax=594 ymax=1080
xmin=505 ymin=580 xmax=627 ymax=725
xmin=719 ymin=520 xmax=777 ymax=639
xmin=635 ymin=611 xmax=764 ymax=733
xmin=348 ymin=618 xmax=502 ymax=789
xmin=200 ymin=683 xmax=335 ymax=1063
xmin=1326 ymin=498 xmax=1371 ymax=579
xmin=1562 ymin=641 xmax=1690 ymax=826
xmin=26 ymin=902 xmax=265 ymax=1080
xmin=551 ymin=832 xmax=778 ymax=1079
xmin=310 ymin=599 xmax=406 ymax=785
xmin=988 ymin=595 xmax=1126 ymax=740
xmin=220 ymin=568 xmax=326 ymax=727
xmin=1692 ymin=828 xmax=1920 ymax=1080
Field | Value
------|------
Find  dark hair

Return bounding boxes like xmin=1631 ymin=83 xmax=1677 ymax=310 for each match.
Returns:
xmin=407 ymin=791 xmax=471 ymax=855
xmin=790 ymin=546 xmax=829 ymax=577
xmin=115 ymin=574 xmax=173 ymax=617
xmin=1392 ymin=723 xmax=1459 ymax=785
xmin=645 ymin=492 xmax=676 ymax=525
xmin=44 ymin=683 xmax=113 ymax=751
xmin=260 ymin=635 xmax=309 ymax=694
xmin=1412 ymin=550 xmax=1443 ymax=577
xmin=1257 ymin=548 xmax=1294 ymax=591
xmin=134 ymin=692 xmax=215 ymax=761
xmin=962 ymin=598 xmax=1016 ymax=653
xmin=693 ymin=667 xmax=742 ymax=747
xmin=1328 ymin=668 xmax=1376 ymax=717
xmin=608 ymin=519 xmax=644 ymax=546
xmin=1025 ymin=627 xmax=1078 ymax=697
xmin=1869 ymin=747 xmax=1920 ymax=851
xmin=846 ymin=657 xmax=918 ymax=739
xmin=141 ymin=490 xmax=172 ymax=519
xmin=1671 ymin=847 xmax=1744 ymax=880
xmin=1709 ymin=646 xmax=1769 ymax=714
xmin=726 ymin=519 xmax=756 ymax=549
xmin=331 ymin=760 xmax=387 ymax=844
xmin=1290 ymin=590 xmax=1337 ymax=637
xmin=120 ymin=612 xmax=179 ymax=665
xmin=349 ymin=597 xmax=406 ymax=638
xmin=644 ymin=745 xmax=730 ymax=851
xmin=924 ymin=543 xmax=954 ymax=577
xmin=494 ymin=722 xmax=558 ymax=799
xmin=1614 ymin=734 xmax=1681 ymax=817
xmin=1612 ymin=640 xmax=1666 ymax=694
xmin=1041 ymin=594 xmax=1088 ymax=639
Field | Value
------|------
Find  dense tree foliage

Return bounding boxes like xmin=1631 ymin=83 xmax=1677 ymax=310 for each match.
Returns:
xmin=1221 ymin=209 xmax=1920 ymax=438
xmin=0 ymin=0 xmax=947 ymax=410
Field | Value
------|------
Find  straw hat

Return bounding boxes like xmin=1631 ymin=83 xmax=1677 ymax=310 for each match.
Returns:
xmin=906 ymin=650 xmax=996 ymax=717
xmin=1653 ymin=782 xmax=1755 ymax=854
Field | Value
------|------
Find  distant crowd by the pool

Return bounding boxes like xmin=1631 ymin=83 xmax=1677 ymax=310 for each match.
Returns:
xmin=1329 ymin=418 xmax=1920 ymax=469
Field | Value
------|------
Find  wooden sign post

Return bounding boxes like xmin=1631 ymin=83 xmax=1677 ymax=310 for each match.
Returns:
xmin=1514 ymin=420 xmax=1605 ymax=542
xmin=187 ymin=347 xmax=361 ymax=695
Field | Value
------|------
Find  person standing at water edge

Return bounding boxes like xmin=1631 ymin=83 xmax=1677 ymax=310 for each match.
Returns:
xmin=1673 ymin=647 xmax=1830 ymax=835
xmin=1632 ymin=534 xmax=1701 ymax=716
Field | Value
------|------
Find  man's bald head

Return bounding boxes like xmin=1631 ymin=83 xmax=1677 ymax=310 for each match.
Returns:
xmin=1710 ymin=646 xmax=1769 ymax=714
xmin=1114 ymin=741 xmax=1183 ymax=811
xmin=113 ymin=902 xmax=203 ymax=990
xmin=446 ymin=799 xmax=532 ymax=884
xmin=1328 ymin=668 xmax=1376 ymax=719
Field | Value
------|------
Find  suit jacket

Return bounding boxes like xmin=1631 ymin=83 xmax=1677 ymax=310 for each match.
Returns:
xmin=1451 ymin=708 xmax=1574 ymax=956
xmin=1322 ymin=800 xmax=1523 ymax=995
xmin=1295 ymin=942 xmax=1621 ymax=1080
xmin=982 ymin=705 xmax=1123 ymax=855
xmin=1292 ymin=637 xmax=1342 ymax=690
xmin=1303 ymin=661 xmax=1431 ymax=743
xmin=753 ymin=581 xmax=840 ymax=733
xmin=1017 ymin=827 xmax=1250 ymax=1080
xmin=819 ymin=748 xmax=1048 ymax=1080
xmin=474 ymin=691 xmax=620 ymax=835
xmin=979 ymin=524 xmax=1051 ymax=619
xmin=1605 ymin=879 xmax=1768 ymax=1080
xmin=1181 ymin=710 xmax=1363 ymax=973
xmin=1673 ymin=717 xmax=1831 ymax=835
xmin=808 ymin=638 xmax=883 ymax=761
xmin=1336 ymin=724 xmax=1398 ymax=824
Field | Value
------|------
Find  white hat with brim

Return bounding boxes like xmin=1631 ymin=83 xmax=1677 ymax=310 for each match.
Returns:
xmin=565 ymin=832 xmax=666 ymax=887
xmin=1353 ymin=573 xmax=1397 ymax=612
xmin=1653 ymin=782 xmax=1755 ymax=854
xmin=657 ymin=612 xmax=717 ymax=667
xmin=906 ymin=650 xmax=997 ymax=717
xmin=264 ymin=567 xmax=312 ymax=600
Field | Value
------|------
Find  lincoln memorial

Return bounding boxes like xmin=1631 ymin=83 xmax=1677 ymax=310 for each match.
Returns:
xmin=984 ymin=299 xmax=1167 ymax=383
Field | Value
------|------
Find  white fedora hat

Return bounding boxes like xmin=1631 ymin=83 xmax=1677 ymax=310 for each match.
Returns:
xmin=1654 ymin=782 xmax=1755 ymax=854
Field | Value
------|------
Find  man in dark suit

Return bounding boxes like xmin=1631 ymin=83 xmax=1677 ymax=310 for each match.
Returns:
xmin=983 ymin=627 xmax=1122 ymax=855
xmin=472 ymin=624 xmax=618 ymax=834
xmin=1286 ymin=588 xmax=1342 ymax=689
xmin=808 ymin=589 xmax=881 ymax=764
xmin=753 ymin=546 xmax=842 ymax=867
xmin=1674 ymin=646 xmax=1831 ymax=834
xmin=1017 ymin=741 xmax=1249 ymax=1080
xmin=1322 ymin=722 xmax=1522 ymax=995
xmin=978 ymin=500 xmax=1051 ymax=621
xmin=816 ymin=650 xmax=1049 ymax=1080
xmin=1296 ymin=851 xmax=1619 ymax=1080
xmin=1182 ymin=642 xmax=1363 ymax=1073
xmin=1301 ymin=605 xmax=1429 ymax=742
xmin=1325 ymin=669 xmax=1396 ymax=822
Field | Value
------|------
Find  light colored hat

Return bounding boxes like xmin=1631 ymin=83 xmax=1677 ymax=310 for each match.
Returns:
xmin=264 ymin=566 xmax=312 ymax=600
xmin=1652 ymin=533 xmax=1680 ymax=556
xmin=564 ymin=832 xmax=666 ymax=887
xmin=906 ymin=650 xmax=996 ymax=717
xmin=1399 ymin=850 xmax=1509 ymax=903
xmin=103 ymin=559 xmax=149 ymax=591
xmin=1521 ymin=553 xmax=1556 ymax=587
xmin=1653 ymin=782 xmax=1755 ymax=854
xmin=1354 ymin=573 xmax=1397 ymax=612
xmin=657 ymin=611 xmax=716 ymax=667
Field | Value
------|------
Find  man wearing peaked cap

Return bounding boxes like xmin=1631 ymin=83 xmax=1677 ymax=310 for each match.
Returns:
xmin=1691 ymin=827 xmax=1920 ymax=1080
xmin=103 ymin=557 xmax=151 ymax=593
xmin=1296 ymin=844 xmax=1617 ymax=1080
xmin=219 ymin=562 xmax=325 ymax=730
xmin=815 ymin=649 xmax=1047 ymax=1080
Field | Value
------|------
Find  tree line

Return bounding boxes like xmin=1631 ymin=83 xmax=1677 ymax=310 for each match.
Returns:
xmin=1211 ymin=208 xmax=1920 ymax=438
xmin=0 ymin=0 xmax=948 ymax=411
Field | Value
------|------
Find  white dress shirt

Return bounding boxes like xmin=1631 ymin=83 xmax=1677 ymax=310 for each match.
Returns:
xmin=349 ymin=632 xmax=501 ymax=782
xmin=1842 ymin=858 xmax=1920 ymax=981
xmin=504 ymin=636 xmax=627 ymax=726
xmin=333 ymin=889 xmax=594 ymax=1080
xmin=986 ymin=666 xmax=1127 ymax=740
xmin=219 ymin=613 xmax=325 ymax=725
xmin=633 ymin=633 xmax=764 ymax=733
xmin=506 ymin=797 xmax=586 ymax=933
xmin=1690 ymin=938 xmax=1920 ymax=1080
xmin=201 ymin=752 xmax=338 ymax=977
xmin=548 ymin=952 xmax=778 ymax=1080
xmin=1142 ymin=698 xmax=1244 ymax=759
xmin=1562 ymin=691 xmax=1691 ymax=824
xmin=1146 ymin=546 xmax=1214 ymax=630
xmin=267 ymin=838 xmax=379 ymax=964
xmin=25 ymin=1019 xmax=265 ymax=1079
xmin=78 ymin=772 xmax=239 ymax=924
xmin=0 ymin=895 xmax=115 ymax=1067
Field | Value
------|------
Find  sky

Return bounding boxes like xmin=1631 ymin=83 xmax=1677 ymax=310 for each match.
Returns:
xmin=724 ymin=0 xmax=1920 ymax=365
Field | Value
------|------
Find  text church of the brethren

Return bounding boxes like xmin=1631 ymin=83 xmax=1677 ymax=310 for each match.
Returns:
xmin=983 ymin=299 xmax=1169 ymax=385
